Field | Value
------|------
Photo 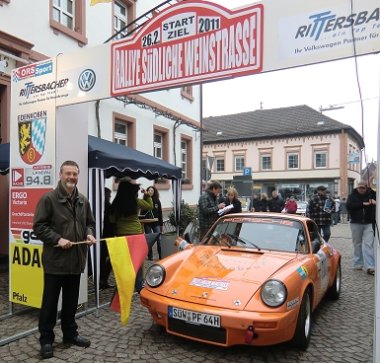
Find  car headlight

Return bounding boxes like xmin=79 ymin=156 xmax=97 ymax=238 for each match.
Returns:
xmin=145 ymin=264 xmax=166 ymax=287
xmin=261 ymin=280 xmax=287 ymax=307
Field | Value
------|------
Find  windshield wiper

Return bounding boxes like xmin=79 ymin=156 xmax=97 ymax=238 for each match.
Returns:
xmin=226 ymin=233 xmax=261 ymax=251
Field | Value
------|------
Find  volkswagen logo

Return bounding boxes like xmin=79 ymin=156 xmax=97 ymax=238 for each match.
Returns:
xmin=78 ymin=69 xmax=96 ymax=92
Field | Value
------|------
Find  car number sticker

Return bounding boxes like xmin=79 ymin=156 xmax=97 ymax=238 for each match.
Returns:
xmin=168 ymin=306 xmax=221 ymax=328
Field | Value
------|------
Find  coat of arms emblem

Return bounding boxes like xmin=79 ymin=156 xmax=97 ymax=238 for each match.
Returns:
xmin=18 ymin=117 xmax=46 ymax=165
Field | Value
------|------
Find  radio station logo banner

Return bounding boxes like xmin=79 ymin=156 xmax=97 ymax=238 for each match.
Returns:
xmin=111 ymin=1 xmax=263 ymax=95
xmin=12 ymin=60 xmax=53 ymax=83
xmin=18 ymin=111 xmax=47 ymax=165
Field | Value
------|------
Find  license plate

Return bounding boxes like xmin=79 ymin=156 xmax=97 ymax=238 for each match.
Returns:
xmin=168 ymin=306 xmax=220 ymax=328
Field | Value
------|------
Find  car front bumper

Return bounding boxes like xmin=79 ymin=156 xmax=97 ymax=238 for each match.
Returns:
xmin=140 ymin=288 xmax=299 ymax=347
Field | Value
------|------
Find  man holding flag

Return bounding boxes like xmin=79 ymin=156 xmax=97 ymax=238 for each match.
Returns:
xmin=33 ymin=161 xmax=96 ymax=359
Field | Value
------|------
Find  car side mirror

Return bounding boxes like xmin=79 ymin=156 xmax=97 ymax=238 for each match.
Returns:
xmin=312 ymin=239 xmax=321 ymax=253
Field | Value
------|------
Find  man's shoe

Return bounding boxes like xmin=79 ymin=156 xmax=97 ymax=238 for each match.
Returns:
xmin=367 ymin=268 xmax=375 ymax=276
xmin=100 ymin=281 xmax=115 ymax=289
xmin=63 ymin=335 xmax=91 ymax=348
xmin=40 ymin=343 xmax=53 ymax=359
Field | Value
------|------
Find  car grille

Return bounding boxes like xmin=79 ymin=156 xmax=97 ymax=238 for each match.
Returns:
xmin=168 ymin=318 xmax=226 ymax=344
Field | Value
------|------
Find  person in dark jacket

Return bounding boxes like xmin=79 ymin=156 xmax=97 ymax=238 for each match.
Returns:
xmin=198 ymin=180 xmax=225 ymax=239
xmin=141 ymin=185 xmax=164 ymax=260
xmin=33 ymin=161 xmax=96 ymax=359
xmin=250 ymin=193 xmax=261 ymax=212
xmin=308 ymin=185 xmax=335 ymax=242
xmin=223 ymin=187 xmax=242 ymax=214
xmin=260 ymin=193 xmax=269 ymax=212
xmin=346 ymin=180 xmax=376 ymax=275
xmin=268 ymin=190 xmax=285 ymax=213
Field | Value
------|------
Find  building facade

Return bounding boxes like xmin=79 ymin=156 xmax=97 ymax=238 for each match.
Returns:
xmin=202 ymin=105 xmax=364 ymax=203
xmin=0 ymin=0 xmax=201 ymax=255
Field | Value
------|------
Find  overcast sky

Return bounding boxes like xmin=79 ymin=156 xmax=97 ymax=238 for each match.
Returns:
xmin=202 ymin=0 xmax=379 ymax=163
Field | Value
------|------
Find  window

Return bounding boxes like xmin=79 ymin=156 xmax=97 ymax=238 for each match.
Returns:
xmin=113 ymin=113 xmax=136 ymax=148
xmin=216 ymin=158 xmax=225 ymax=172
xmin=154 ymin=132 xmax=163 ymax=159
xmin=314 ymin=151 xmax=327 ymax=168
xmin=153 ymin=127 xmax=170 ymax=188
xmin=181 ymin=86 xmax=193 ymax=101
xmin=50 ymin=0 xmax=87 ymax=44
xmin=114 ymin=122 xmax=128 ymax=145
xmin=181 ymin=135 xmax=193 ymax=187
xmin=181 ymin=140 xmax=187 ymax=179
xmin=287 ymin=153 xmax=299 ymax=169
xmin=261 ymin=155 xmax=271 ymax=170
xmin=114 ymin=0 xmax=136 ymax=40
xmin=235 ymin=156 xmax=244 ymax=172
xmin=53 ymin=0 xmax=74 ymax=29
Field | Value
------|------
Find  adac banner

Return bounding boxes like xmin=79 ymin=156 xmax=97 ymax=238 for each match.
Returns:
xmin=111 ymin=0 xmax=264 ymax=95
xmin=9 ymin=240 xmax=43 ymax=308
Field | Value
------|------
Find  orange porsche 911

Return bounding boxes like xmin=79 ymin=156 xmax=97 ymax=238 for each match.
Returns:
xmin=140 ymin=213 xmax=341 ymax=349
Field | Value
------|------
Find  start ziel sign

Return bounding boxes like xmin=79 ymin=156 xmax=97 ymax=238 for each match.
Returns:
xmin=111 ymin=1 xmax=263 ymax=95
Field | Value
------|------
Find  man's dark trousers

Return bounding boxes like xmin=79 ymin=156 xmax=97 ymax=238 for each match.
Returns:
xmin=39 ymin=273 xmax=81 ymax=345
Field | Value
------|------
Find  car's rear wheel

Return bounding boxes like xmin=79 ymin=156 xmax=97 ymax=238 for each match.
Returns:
xmin=327 ymin=261 xmax=341 ymax=300
xmin=291 ymin=288 xmax=312 ymax=350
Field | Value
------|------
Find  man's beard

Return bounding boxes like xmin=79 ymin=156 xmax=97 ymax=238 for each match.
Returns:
xmin=66 ymin=182 xmax=76 ymax=189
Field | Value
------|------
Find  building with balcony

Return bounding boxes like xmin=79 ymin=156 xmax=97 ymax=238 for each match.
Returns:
xmin=202 ymin=105 xmax=364 ymax=201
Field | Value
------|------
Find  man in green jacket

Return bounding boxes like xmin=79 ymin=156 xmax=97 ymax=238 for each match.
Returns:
xmin=33 ymin=160 xmax=96 ymax=359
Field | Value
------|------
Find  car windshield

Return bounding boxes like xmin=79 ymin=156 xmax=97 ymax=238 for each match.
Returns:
xmin=204 ymin=217 xmax=306 ymax=253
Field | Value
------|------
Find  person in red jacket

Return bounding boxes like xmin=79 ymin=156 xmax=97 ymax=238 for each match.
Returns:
xmin=284 ymin=195 xmax=298 ymax=214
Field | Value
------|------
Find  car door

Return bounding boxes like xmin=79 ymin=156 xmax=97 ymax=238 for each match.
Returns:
xmin=307 ymin=221 xmax=330 ymax=304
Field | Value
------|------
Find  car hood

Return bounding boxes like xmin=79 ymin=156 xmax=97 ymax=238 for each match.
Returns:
xmin=158 ymin=246 xmax=295 ymax=310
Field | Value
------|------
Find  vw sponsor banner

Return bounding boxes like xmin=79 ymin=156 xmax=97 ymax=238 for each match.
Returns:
xmin=263 ymin=0 xmax=380 ymax=72
xmin=55 ymin=43 xmax=111 ymax=106
xmin=111 ymin=1 xmax=264 ymax=95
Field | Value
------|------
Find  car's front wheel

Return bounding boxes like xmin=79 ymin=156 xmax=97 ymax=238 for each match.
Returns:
xmin=291 ymin=288 xmax=312 ymax=350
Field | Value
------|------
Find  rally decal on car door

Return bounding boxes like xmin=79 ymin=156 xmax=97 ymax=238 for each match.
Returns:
xmin=316 ymin=250 xmax=329 ymax=292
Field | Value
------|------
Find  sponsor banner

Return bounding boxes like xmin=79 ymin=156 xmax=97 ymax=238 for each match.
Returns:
xmin=263 ymin=0 xmax=380 ymax=72
xmin=10 ymin=59 xmax=56 ymax=308
xmin=10 ymin=188 xmax=51 ymax=230
xmin=10 ymin=242 xmax=44 ymax=308
xmin=111 ymin=1 xmax=264 ymax=95
xmin=55 ymin=43 xmax=111 ymax=106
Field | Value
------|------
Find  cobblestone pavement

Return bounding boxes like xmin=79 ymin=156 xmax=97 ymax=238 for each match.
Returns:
xmin=0 ymin=223 xmax=375 ymax=362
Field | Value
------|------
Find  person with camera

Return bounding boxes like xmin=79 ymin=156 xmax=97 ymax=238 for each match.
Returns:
xmin=346 ymin=180 xmax=376 ymax=275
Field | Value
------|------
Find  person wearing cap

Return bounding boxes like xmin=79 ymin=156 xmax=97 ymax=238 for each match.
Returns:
xmin=109 ymin=178 xmax=153 ymax=292
xmin=346 ymin=180 xmax=376 ymax=275
xmin=308 ymin=185 xmax=335 ymax=242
